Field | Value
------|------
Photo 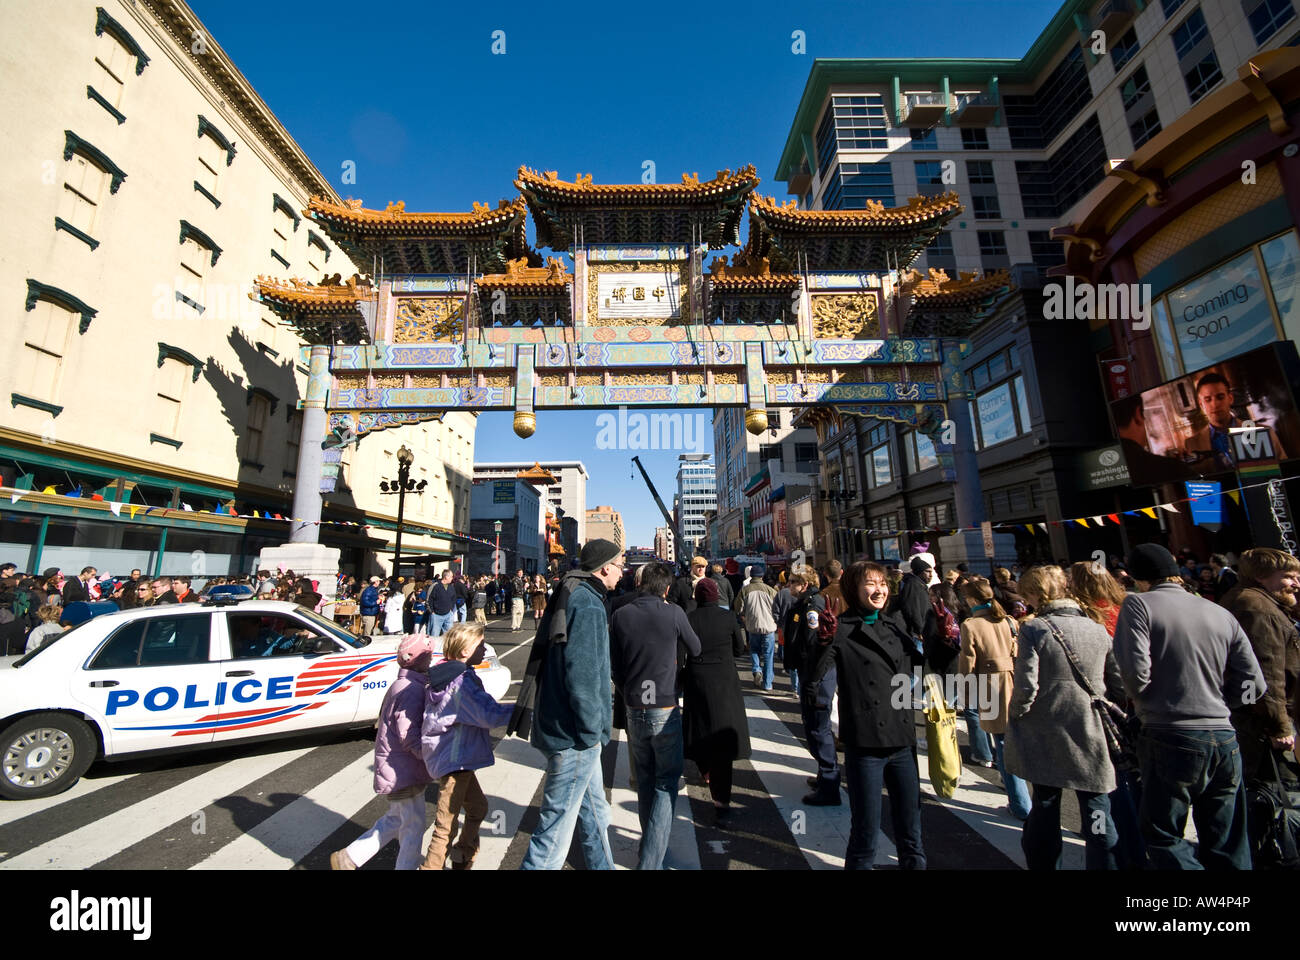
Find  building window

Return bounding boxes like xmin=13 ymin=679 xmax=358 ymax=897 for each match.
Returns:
xmin=196 ymin=118 xmax=234 ymax=202
xmin=927 ymin=231 xmax=954 ymax=256
xmin=1015 ymin=161 xmax=1057 ymax=219
xmin=768 ymin=410 xmax=781 ymax=428
xmin=92 ymin=28 xmax=133 ymax=112
xmin=1028 ymin=231 xmax=1065 ymax=282
xmin=815 ymin=93 xmax=889 ymax=177
xmin=58 ymin=151 xmax=111 ymax=240
xmin=903 ymin=429 xmax=939 ymax=474
xmin=154 ymin=357 xmax=189 ymax=439
xmin=977 ymin=231 xmax=1007 ymax=256
xmin=1037 ymin=45 xmax=1091 ymax=145
xmin=1121 ymin=65 xmax=1152 ymax=111
xmin=909 ymin=127 xmax=938 ymax=150
xmin=1130 ymin=108 xmax=1162 ymax=149
xmin=961 ymin=128 xmax=989 ymax=150
xmin=18 ymin=299 xmax=76 ymax=403
xmin=970 ymin=369 xmax=1033 ymax=449
xmin=966 ymin=160 xmax=995 ymax=184
xmin=1003 ymin=94 xmax=1044 ymax=149
xmin=914 ymin=160 xmax=946 ymax=196
xmin=759 ymin=443 xmax=782 ymax=464
xmin=972 ymin=194 xmax=1002 ymax=220
xmin=914 ymin=502 xmax=952 ymax=530
xmin=822 ymin=162 xmax=895 ymax=210
xmin=867 ymin=442 xmax=892 ymax=487
xmin=1172 ymin=8 xmax=1223 ymax=103
xmin=1162 ymin=0 xmax=1186 ymax=14
xmin=1111 ymin=26 xmax=1140 ymax=70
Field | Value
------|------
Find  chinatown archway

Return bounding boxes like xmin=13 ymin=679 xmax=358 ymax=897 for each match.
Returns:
xmin=253 ymin=167 xmax=1012 ymax=566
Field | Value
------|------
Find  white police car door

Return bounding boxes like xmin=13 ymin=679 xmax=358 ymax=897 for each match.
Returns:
xmin=211 ymin=611 xmax=363 ymax=741
xmin=78 ymin=611 xmax=223 ymax=754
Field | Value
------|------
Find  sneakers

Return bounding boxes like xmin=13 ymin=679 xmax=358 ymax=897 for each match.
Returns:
xmin=752 ymin=671 xmax=763 ymax=687
xmin=329 ymin=849 xmax=357 ymax=871
xmin=970 ymin=759 xmax=996 ymax=769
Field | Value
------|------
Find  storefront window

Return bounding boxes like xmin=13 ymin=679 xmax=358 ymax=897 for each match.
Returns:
xmin=1163 ymin=248 xmax=1280 ymax=371
xmin=915 ymin=430 xmax=939 ymax=471
xmin=1261 ymin=230 xmax=1300 ymax=345
xmin=1013 ymin=375 xmax=1032 ymax=433
xmin=870 ymin=445 xmax=891 ymax=486
xmin=976 ymin=381 xmax=1018 ymax=446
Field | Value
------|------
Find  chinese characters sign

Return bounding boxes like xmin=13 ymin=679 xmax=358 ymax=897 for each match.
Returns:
xmin=596 ymin=270 xmax=682 ymax=320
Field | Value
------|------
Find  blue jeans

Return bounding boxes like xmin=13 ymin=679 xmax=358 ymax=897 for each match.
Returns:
xmin=748 ymin=632 xmax=775 ymax=689
xmin=1022 ymin=786 xmax=1116 ymax=870
xmin=960 ymin=707 xmax=994 ymax=764
xmin=993 ymin=734 xmax=1032 ymax=819
xmin=1137 ymin=728 xmax=1249 ymax=870
xmin=429 ymin=610 xmax=455 ymax=638
xmin=455 ymin=600 xmax=467 ymax=623
xmin=521 ymin=744 xmax=613 ymax=870
xmin=788 ymin=667 xmax=800 ymax=697
xmin=843 ymin=744 xmax=926 ymax=869
xmin=625 ymin=705 xmax=684 ymax=870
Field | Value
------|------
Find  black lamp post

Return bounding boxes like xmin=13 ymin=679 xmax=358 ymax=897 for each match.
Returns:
xmin=380 ymin=445 xmax=426 ymax=580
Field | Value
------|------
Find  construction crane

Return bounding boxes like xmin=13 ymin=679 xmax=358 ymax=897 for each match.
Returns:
xmin=630 ymin=455 xmax=676 ymax=539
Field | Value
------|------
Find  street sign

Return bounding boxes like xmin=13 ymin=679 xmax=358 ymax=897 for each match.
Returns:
xmin=980 ymin=521 xmax=995 ymax=558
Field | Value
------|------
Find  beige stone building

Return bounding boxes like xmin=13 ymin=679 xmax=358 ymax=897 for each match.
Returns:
xmin=0 ymin=0 xmax=472 ymax=578
xmin=585 ymin=505 xmax=625 ymax=551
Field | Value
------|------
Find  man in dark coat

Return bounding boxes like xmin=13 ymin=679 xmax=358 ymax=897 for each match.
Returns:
xmin=896 ymin=556 xmax=933 ymax=651
xmin=62 ymin=566 xmax=96 ymax=605
xmin=786 ymin=568 xmax=838 ymax=805
xmin=1226 ymin=548 xmax=1299 ymax=785
xmin=669 ymin=556 xmax=707 ymax=613
xmin=708 ymin=563 xmax=735 ymax=610
xmin=519 ymin=539 xmax=623 ymax=870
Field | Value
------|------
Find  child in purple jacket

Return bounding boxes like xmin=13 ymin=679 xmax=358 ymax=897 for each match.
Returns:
xmin=418 ymin=622 xmax=513 ymax=870
xmin=331 ymin=634 xmax=434 ymax=870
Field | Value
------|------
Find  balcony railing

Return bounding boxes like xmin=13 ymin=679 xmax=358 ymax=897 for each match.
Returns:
xmin=1094 ymin=0 xmax=1133 ymax=36
xmin=901 ymin=92 xmax=951 ymax=125
xmin=954 ymin=91 xmax=999 ymax=125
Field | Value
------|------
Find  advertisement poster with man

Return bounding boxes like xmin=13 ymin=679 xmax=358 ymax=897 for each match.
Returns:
xmin=1110 ymin=342 xmax=1300 ymax=487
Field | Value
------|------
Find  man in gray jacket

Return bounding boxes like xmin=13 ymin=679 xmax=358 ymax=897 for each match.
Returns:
xmin=738 ymin=569 xmax=778 ymax=691
xmin=1113 ymin=544 xmax=1265 ymax=870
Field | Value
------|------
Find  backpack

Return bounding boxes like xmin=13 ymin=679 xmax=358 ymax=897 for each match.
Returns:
xmin=1247 ymin=753 xmax=1300 ymax=870
xmin=931 ymin=600 xmax=960 ymax=649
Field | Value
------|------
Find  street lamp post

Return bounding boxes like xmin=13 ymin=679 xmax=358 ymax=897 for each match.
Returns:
xmin=379 ymin=445 xmax=425 ymax=580
xmin=494 ymin=519 xmax=503 ymax=576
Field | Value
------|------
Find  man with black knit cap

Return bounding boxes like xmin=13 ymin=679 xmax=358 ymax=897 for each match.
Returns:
xmin=519 ymin=538 xmax=623 ymax=870
xmin=1113 ymin=542 xmax=1264 ymax=870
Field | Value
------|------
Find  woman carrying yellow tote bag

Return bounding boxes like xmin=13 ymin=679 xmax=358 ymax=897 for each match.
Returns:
xmin=924 ymin=672 xmax=962 ymax=798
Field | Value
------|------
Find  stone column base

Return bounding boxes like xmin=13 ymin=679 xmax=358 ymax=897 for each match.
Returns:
xmin=258 ymin=543 xmax=342 ymax=603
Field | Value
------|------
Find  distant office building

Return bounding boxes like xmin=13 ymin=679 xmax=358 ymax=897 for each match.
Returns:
xmin=467 ymin=479 xmax=540 ymax=575
xmin=654 ymin=525 xmax=675 ymax=562
xmin=585 ymin=504 xmax=624 ymax=550
xmin=712 ymin=409 xmax=819 ymax=554
xmin=473 ymin=460 xmax=588 ymax=543
xmin=675 ymin=454 xmax=716 ymax=560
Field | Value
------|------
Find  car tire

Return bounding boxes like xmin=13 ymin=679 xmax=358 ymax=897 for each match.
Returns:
xmin=0 ymin=713 xmax=97 ymax=800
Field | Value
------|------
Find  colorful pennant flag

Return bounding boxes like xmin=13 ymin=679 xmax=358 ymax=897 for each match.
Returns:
xmin=129 ymin=505 xmax=141 ymax=519
xmin=181 ymin=503 xmax=194 ymax=511
xmin=10 ymin=492 xmax=23 ymax=504
xmin=42 ymin=485 xmax=57 ymax=495
xmin=1107 ymin=513 xmax=1119 ymax=524
xmin=1227 ymin=490 xmax=1241 ymax=506
xmin=1140 ymin=507 xmax=1157 ymax=519
xmin=1158 ymin=504 xmax=1179 ymax=514
xmin=1091 ymin=516 xmax=1104 ymax=526
xmin=109 ymin=501 xmax=122 ymax=517
xmin=1075 ymin=518 xmax=1089 ymax=527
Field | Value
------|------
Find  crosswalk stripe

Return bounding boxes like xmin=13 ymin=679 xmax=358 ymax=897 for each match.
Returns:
xmin=454 ymin=734 xmax=548 ymax=871
xmin=0 ymin=744 xmax=320 ymax=869
xmin=192 ymin=750 xmax=378 ymax=870
xmin=0 ymin=767 xmax=144 ymax=829
xmin=741 ymin=694 xmax=896 ymax=869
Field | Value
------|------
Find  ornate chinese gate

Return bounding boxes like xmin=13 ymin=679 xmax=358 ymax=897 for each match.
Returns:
xmin=253 ymin=167 xmax=1010 ymax=545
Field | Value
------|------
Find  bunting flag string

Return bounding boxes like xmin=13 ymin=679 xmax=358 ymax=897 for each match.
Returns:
xmin=1 ymin=473 xmax=1294 ymax=552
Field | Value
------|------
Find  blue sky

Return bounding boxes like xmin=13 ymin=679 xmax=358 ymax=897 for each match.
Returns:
xmin=190 ymin=0 xmax=1062 ymax=546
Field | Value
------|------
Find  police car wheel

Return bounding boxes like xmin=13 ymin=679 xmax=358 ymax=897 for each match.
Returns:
xmin=0 ymin=713 xmax=96 ymax=800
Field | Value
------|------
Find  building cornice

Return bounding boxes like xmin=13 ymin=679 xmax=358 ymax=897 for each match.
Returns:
xmin=132 ymin=0 xmax=341 ymax=204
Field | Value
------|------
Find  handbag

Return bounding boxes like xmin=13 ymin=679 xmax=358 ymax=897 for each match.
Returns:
xmin=923 ymin=672 xmax=962 ymax=798
xmin=1041 ymin=617 xmax=1138 ymax=770
xmin=1246 ymin=749 xmax=1300 ymax=870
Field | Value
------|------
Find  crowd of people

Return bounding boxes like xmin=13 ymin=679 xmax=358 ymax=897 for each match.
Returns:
xmin=6 ymin=538 xmax=1296 ymax=873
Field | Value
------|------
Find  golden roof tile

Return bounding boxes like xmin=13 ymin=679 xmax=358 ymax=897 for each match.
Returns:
xmin=478 ymin=257 xmax=572 ymax=290
xmin=250 ymin=273 xmax=373 ymax=311
xmin=749 ymin=192 xmax=963 ymax=230
xmin=516 ymin=462 xmax=558 ymax=483
xmin=707 ymin=254 xmax=801 ymax=289
xmin=304 ymin=196 xmax=527 ymax=231
xmin=903 ymin=268 xmax=1012 ymax=304
xmin=514 ymin=165 xmax=760 ymax=203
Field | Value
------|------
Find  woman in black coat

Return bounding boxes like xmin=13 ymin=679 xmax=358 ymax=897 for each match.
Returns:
xmin=684 ymin=577 xmax=751 ymax=823
xmin=807 ymin=560 xmax=926 ymax=870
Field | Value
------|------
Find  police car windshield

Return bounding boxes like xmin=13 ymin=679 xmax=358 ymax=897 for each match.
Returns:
xmin=295 ymin=607 xmax=365 ymax=648
xmin=11 ymin=619 xmax=94 ymax=667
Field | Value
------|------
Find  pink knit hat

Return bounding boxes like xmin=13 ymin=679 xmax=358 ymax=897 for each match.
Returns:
xmin=397 ymin=634 xmax=434 ymax=671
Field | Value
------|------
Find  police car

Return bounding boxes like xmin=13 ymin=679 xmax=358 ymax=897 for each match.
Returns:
xmin=0 ymin=598 xmax=511 ymax=800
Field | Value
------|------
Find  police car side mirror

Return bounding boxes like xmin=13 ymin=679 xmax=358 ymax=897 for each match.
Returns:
xmin=314 ymin=638 xmax=338 ymax=654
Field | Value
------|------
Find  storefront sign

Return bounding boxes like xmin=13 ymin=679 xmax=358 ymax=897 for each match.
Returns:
xmin=493 ymin=480 xmax=515 ymax=503
xmin=1166 ymin=250 xmax=1279 ymax=371
xmin=1103 ymin=358 xmax=1132 ymax=401
xmin=1080 ymin=444 xmax=1131 ymax=490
